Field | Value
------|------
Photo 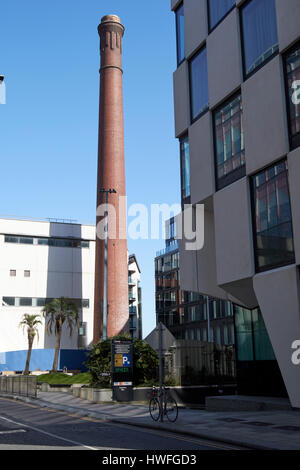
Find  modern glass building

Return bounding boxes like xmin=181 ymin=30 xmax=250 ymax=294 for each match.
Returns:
xmin=171 ymin=0 xmax=300 ymax=404
xmin=155 ymin=219 xmax=235 ymax=347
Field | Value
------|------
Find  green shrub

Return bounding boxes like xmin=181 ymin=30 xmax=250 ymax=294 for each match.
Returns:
xmin=85 ymin=334 xmax=159 ymax=388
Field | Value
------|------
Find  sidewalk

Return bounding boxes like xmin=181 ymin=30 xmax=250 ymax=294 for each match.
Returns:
xmin=5 ymin=390 xmax=300 ymax=450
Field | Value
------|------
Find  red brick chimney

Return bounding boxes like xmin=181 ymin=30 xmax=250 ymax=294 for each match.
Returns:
xmin=93 ymin=15 xmax=129 ymax=342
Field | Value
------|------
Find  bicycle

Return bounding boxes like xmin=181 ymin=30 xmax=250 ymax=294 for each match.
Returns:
xmin=149 ymin=386 xmax=178 ymax=423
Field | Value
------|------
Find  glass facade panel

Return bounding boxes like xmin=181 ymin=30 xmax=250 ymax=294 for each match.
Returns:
xmin=180 ymin=136 xmax=190 ymax=199
xmin=3 ymin=297 xmax=15 ymax=306
xmin=284 ymin=42 xmax=300 ymax=149
xmin=235 ymin=306 xmax=254 ymax=361
xmin=175 ymin=3 xmax=185 ymax=65
xmin=19 ymin=237 xmax=33 ymax=244
xmin=241 ymin=0 xmax=278 ymax=76
xmin=214 ymin=94 xmax=245 ymax=189
xmin=208 ymin=0 xmax=235 ymax=31
xmin=19 ymin=298 xmax=32 ymax=307
xmin=4 ymin=235 xmax=89 ymax=248
xmin=235 ymin=306 xmax=276 ymax=361
xmin=252 ymin=160 xmax=295 ymax=272
xmin=252 ymin=309 xmax=276 ymax=360
xmin=5 ymin=235 xmax=18 ymax=243
xmin=189 ymin=48 xmax=209 ymax=121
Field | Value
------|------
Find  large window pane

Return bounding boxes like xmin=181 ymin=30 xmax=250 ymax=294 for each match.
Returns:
xmin=180 ymin=136 xmax=190 ymax=199
xmin=19 ymin=298 xmax=32 ymax=307
xmin=284 ymin=42 xmax=300 ymax=150
xmin=241 ymin=0 xmax=278 ymax=77
xmin=234 ymin=306 xmax=254 ymax=361
xmin=208 ymin=0 xmax=235 ymax=31
xmin=252 ymin=309 xmax=276 ymax=360
xmin=214 ymin=94 xmax=245 ymax=189
xmin=189 ymin=48 xmax=209 ymax=121
xmin=252 ymin=160 xmax=295 ymax=272
xmin=3 ymin=297 xmax=15 ymax=306
xmin=175 ymin=3 xmax=185 ymax=65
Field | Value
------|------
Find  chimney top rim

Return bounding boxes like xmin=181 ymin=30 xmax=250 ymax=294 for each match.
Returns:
xmin=101 ymin=14 xmax=121 ymax=24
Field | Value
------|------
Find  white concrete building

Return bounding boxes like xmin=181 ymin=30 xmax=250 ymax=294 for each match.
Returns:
xmin=128 ymin=254 xmax=142 ymax=340
xmin=0 ymin=217 xmax=142 ymax=372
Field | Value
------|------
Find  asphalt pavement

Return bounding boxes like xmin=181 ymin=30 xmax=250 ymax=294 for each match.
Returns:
xmin=0 ymin=396 xmax=243 ymax=451
xmin=1 ymin=391 xmax=300 ymax=450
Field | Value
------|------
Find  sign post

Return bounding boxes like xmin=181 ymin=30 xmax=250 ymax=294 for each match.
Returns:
xmin=111 ymin=340 xmax=133 ymax=402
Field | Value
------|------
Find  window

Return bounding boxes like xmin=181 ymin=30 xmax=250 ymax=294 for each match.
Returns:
xmin=284 ymin=42 xmax=300 ymax=150
xmin=180 ymin=135 xmax=190 ymax=200
xmin=172 ymin=252 xmax=179 ymax=269
xmin=20 ymin=237 xmax=33 ymax=245
xmin=208 ymin=0 xmax=235 ymax=31
xmin=78 ymin=322 xmax=87 ymax=337
xmin=38 ymin=237 xmax=90 ymax=248
xmin=223 ymin=325 xmax=229 ymax=345
xmin=189 ymin=47 xmax=209 ymax=121
xmin=252 ymin=309 xmax=275 ymax=360
xmin=214 ymin=93 xmax=245 ymax=190
xmin=251 ymin=160 xmax=295 ymax=272
xmin=3 ymin=297 xmax=15 ymax=306
xmin=235 ymin=306 xmax=254 ymax=360
xmin=175 ymin=3 xmax=185 ymax=65
xmin=10 ymin=270 xmax=16 ymax=277
xmin=215 ymin=326 xmax=221 ymax=345
xmin=235 ymin=305 xmax=275 ymax=361
xmin=5 ymin=236 xmax=18 ymax=243
xmin=24 ymin=270 xmax=30 ymax=278
xmin=81 ymin=299 xmax=90 ymax=309
xmin=241 ymin=0 xmax=279 ymax=77
xmin=19 ymin=298 xmax=32 ymax=307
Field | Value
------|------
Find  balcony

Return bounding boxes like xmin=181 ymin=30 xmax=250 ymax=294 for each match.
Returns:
xmin=156 ymin=240 xmax=178 ymax=257
xmin=128 ymin=276 xmax=135 ymax=286
xmin=129 ymin=306 xmax=137 ymax=315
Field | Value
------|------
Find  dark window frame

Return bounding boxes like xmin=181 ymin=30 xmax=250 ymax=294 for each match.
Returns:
xmin=250 ymin=158 xmax=296 ymax=274
xmin=179 ymin=133 xmax=191 ymax=206
xmin=175 ymin=2 xmax=185 ymax=67
xmin=283 ymin=40 xmax=300 ymax=151
xmin=4 ymin=234 xmax=90 ymax=249
xmin=234 ymin=304 xmax=276 ymax=362
xmin=188 ymin=45 xmax=210 ymax=124
xmin=207 ymin=0 xmax=236 ymax=33
xmin=3 ymin=297 xmax=15 ymax=306
xmin=213 ymin=90 xmax=246 ymax=191
xmin=239 ymin=0 xmax=279 ymax=81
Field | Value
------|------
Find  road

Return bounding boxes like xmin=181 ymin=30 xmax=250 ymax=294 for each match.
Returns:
xmin=0 ymin=397 xmax=243 ymax=451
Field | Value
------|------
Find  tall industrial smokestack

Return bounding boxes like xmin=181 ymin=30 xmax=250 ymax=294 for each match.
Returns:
xmin=93 ymin=15 xmax=129 ymax=342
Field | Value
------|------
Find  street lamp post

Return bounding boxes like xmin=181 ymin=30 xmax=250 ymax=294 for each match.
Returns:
xmin=99 ymin=188 xmax=117 ymax=341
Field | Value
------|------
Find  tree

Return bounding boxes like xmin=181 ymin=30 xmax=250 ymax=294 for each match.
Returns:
xmin=86 ymin=334 xmax=159 ymax=387
xmin=42 ymin=298 xmax=79 ymax=372
xmin=19 ymin=314 xmax=42 ymax=375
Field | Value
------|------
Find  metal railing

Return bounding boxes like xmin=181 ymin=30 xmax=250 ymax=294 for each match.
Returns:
xmin=0 ymin=375 xmax=37 ymax=398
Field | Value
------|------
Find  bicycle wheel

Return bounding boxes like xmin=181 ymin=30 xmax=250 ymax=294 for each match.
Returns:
xmin=149 ymin=398 xmax=160 ymax=421
xmin=165 ymin=396 xmax=178 ymax=422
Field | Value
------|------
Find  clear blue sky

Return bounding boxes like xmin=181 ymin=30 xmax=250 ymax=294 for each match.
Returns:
xmin=0 ymin=0 xmax=180 ymax=338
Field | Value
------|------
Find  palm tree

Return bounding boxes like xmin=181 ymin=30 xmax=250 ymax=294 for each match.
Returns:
xmin=19 ymin=314 xmax=42 ymax=375
xmin=42 ymin=298 xmax=79 ymax=372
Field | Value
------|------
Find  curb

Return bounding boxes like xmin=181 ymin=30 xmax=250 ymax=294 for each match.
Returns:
xmin=0 ymin=393 xmax=273 ymax=451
